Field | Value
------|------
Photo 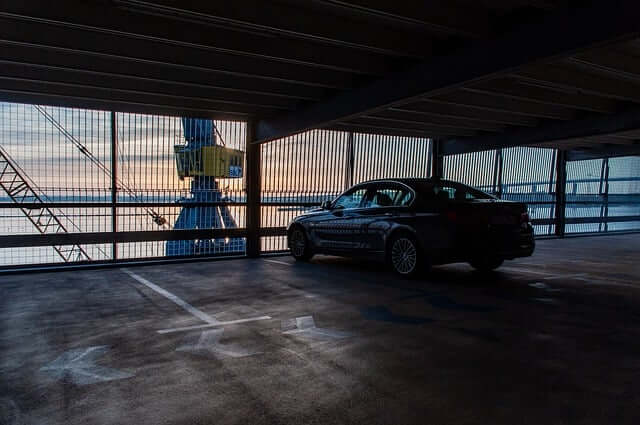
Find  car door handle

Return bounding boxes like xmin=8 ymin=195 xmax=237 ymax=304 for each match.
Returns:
xmin=384 ymin=212 xmax=394 ymax=217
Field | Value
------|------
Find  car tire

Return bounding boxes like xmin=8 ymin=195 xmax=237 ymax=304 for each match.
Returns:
xmin=387 ymin=233 xmax=425 ymax=278
xmin=288 ymin=227 xmax=313 ymax=261
xmin=469 ymin=257 xmax=504 ymax=272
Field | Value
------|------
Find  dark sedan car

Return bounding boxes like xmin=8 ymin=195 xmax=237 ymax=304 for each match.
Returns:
xmin=287 ymin=178 xmax=534 ymax=277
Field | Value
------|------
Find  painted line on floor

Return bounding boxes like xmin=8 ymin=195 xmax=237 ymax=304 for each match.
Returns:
xmin=264 ymin=259 xmax=293 ymax=266
xmin=510 ymin=268 xmax=638 ymax=289
xmin=157 ymin=316 xmax=272 ymax=334
xmin=121 ymin=268 xmax=218 ymax=325
xmin=542 ymin=273 xmax=588 ymax=280
xmin=500 ymin=266 xmax=557 ymax=276
xmin=501 ymin=267 xmax=588 ymax=280
xmin=577 ymin=278 xmax=638 ymax=289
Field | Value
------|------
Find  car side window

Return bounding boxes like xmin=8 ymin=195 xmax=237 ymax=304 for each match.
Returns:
xmin=434 ymin=184 xmax=483 ymax=202
xmin=395 ymin=190 xmax=413 ymax=206
xmin=364 ymin=185 xmax=413 ymax=208
xmin=333 ymin=187 xmax=367 ymax=209
xmin=434 ymin=185 xmax=455 ymax=202
xmin=463 ymin=190 xmax=478 ymax=200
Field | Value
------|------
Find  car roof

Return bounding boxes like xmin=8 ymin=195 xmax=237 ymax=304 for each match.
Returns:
xmin=356 ymin=178 xmax=457 ymax=190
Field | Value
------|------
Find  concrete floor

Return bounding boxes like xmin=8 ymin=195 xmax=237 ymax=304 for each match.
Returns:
xmin=1 ymin=235 xmax=639 ymax=425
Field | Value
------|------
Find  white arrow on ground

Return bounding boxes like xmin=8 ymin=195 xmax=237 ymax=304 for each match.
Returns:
xmin=176 ymin=328 xmax=261 ymax=358
xmin=282 ymin=316 xmax=352 ymax=340
xmin=40 ymin=346 xmax=134 ymax=386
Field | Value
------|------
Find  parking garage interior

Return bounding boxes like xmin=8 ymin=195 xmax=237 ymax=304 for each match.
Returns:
xmin=1 ymin=1 xmax=640 ymax=424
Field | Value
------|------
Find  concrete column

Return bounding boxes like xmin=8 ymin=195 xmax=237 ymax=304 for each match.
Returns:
xmin=555 ymin=149 xmax=567 ymax=238
xmin=110 ymin=111 xmax=118 ymax=260
xmin=431 ymin=138 xmax=444 ymax=178
xmin=245 ymin=121 xmax=261 ymax=257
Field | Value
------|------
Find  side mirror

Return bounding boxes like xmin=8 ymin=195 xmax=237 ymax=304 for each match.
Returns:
xmin=321 ymin=200 xmax=332 ymax=210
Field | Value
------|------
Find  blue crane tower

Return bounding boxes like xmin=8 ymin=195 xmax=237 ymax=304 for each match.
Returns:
xmin=166 ymin=118 xmax=246 ymax=256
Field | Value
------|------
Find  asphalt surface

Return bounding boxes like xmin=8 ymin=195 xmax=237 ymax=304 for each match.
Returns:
xmin=1 ymin=234 xmax=639 ymax=424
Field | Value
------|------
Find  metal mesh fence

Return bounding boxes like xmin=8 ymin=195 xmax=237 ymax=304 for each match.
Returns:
xmin=260 ymin=130 xmax=349 ymax=252
xmin=566 ymin=156 xmax=640 ymax=233
xmin=607 ymin=156 xmax=640 ymax=232
xmin=445 ymin=148 xmax=640 ymax=236
xmin=0 ymin=101 xmax=247 ymax=266
xmin=1 ymin=99 xmax=639 ymax=268
xmin=502 ymin=147 xmax=557 ymax=235
xmin=260 ymin=131 xmax=432 ymax=252
xmin=443 ymin=147 xmax=557 ymax=236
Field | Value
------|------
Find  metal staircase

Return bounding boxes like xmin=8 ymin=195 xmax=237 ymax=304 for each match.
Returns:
xmin=0 ymin=146 xmax=90 ymax=262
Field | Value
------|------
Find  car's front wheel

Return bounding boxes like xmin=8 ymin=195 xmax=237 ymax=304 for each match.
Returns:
xmin=288 ymin=227 xmax=313 ymax=261
xmin=388 ymin=233 xmax=424 ymax=278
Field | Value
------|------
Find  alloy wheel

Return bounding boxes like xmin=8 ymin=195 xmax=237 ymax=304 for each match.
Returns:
xmin=391 ymin=237 xmax=417 ymax=274
xmin=290 ymin=229 xmax=306 ymax=257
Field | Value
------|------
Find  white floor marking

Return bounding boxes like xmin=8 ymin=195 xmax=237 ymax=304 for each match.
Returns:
xmin=542 ymin=273 xmax=588 ymax=280
xmin=157 ymin=316 xmax=272 ymax=334
xmin=579 ymin=279 xmax=638 ymax=289
xmin=282 ymin=316 xmax=352 ymax=340
xmin=176 ymin=328 xmax=261 ymax=358
xmin=529 ymin=281 xmax=564 ymax=293
xmin=500 ymin=266 xmax=556 ymax=276
xmin=122 ymin=268 xmax=218 ymax=325
xmin=506 ymin=267 xmax=638 ymax=289
xmin=40 ymin=346 xmax=134 ymax=386
xmin=264 ymin=259 xmax=293 ymax=266
xmin=502 ymin=267 xmax=590 ymax=281
xmin=533 ymin=297 xmax=558 ymax=305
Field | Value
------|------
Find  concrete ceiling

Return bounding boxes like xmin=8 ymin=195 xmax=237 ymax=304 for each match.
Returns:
xmin=1 ymin=0 xmax=640 ymax=157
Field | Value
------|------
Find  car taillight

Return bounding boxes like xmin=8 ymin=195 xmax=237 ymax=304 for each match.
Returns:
xmin=447 ymin=211 xmax=457 ymax=222
xmin=520 ymin=212 xmax=530 ymax=224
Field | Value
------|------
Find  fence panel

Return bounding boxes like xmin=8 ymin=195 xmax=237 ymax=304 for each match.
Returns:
xmin=353 ymin=134 xmax=431 ymax=183
xmin=2 ymin=99 xmax=639 ymax=268
xmin=260 ymin=130 xmax=349 ymax=252
xmin=502 ymin=147 xmax=557 ymax=236
xmin=0 ymin=101 xmax=247 ymax=268
xmin=444 ymin=147 xmax=557 ymax=236
xmin=566 ymin=156 xmax=640 ymax=234
xmin=260 ymin=131 xmax=432 ymax=252
xmin=606 ymin=156 xmax=640 ymax=232
xmin=443 ymin=149 xmax=497 ymax=191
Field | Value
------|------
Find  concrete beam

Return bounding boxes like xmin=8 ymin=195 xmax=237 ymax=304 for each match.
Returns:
xmin=567 ymin=144 xmax=640 ymax=161
xmin=256 ymin=1 xmax=640 ymax=143
xmin=443 ymin=106 xmax=640 ymax=155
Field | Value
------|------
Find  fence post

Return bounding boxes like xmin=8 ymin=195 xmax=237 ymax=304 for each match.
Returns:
xmin=599 ymin=158 xmax=610 ymax=232
xmin=492 ymin=148 xmax=503 ymax=198
xmin=426 ymin=140 xmax=432 ymax=177
xmin=110 ymin=111 xmax=118 ymax=260
xmin=604 ymin=158 xmax=610 ymax=232
xmin=245 ymin=121 xmax=261 ymax=257
xmin=431 ymin=138 xmax=443 ymax=178
xmin=555 ymin=149 xmax=567 ymax=237
xmin=344 ymin=131 xmax=354 ymax=189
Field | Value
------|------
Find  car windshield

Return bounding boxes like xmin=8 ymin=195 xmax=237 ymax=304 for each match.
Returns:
xmin=332 ymin=187 xmax=367 ymax=209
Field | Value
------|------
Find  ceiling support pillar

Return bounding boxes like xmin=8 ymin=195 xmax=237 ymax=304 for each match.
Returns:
xmin=431 ymin=138 xmax=444 ymax=179
xmin=245 ymin=120 xmax=261 ymax=257
xmin=554 ymin=149 xmax=567 ymax=238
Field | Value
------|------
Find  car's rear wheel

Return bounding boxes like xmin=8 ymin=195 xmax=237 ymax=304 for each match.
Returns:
xmin=469 ymin=257 xmax=504 ymax=272
xmin=288 ymin=227 xmax=313 ymax=261
xmin=388 ymin=233 xmax=424 ymax=278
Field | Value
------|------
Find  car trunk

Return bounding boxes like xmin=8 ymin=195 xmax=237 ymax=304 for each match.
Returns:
xmin=448 ymin=199 xmax=528 ymax=256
